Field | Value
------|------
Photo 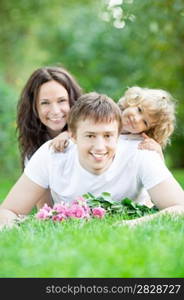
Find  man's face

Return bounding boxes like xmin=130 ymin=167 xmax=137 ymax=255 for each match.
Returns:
xmin=71 ymin=119 xmax=119 ymax=175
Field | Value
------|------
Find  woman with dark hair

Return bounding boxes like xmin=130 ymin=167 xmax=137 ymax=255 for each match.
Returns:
xmin=17 ymin=66 xmax=82 ymax=208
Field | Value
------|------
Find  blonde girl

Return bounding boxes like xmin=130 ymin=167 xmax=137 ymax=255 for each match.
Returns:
xmin=118 ymin=86 xmax=176 ymax=159
xmin=117 ymin=86 xmax=176 ymax=207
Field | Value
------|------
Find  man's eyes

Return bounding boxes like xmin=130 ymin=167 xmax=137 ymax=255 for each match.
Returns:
xmin=86 ymin=134 xmax=112 ymax=138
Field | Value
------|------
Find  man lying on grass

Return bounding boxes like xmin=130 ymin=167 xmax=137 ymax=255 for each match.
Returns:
xmin=0 ymin=92 xmax=184 ymax=229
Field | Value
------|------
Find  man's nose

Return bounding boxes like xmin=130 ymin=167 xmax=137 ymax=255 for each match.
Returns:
xmin=93 ymin=136 xmax=106 ymax=151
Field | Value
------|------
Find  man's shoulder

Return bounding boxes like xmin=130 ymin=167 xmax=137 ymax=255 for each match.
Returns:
xmin=117 ymin=135 xmax=162 ymax=161
xmin=118 ymin=134 xmax=142 ymax=151
xmin=48 ymin=140 xmax=76 ymax=161
xmin=119 ymin=134 xmax=143 ymax=143
xmin=28 ymin=140 xmax=76 ymax=164
xmin=39 ymin=139 xmax=75 ymax=153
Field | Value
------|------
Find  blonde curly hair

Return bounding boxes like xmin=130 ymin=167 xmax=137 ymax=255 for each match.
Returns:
xmin=118 ymin=86 xmax=176 ymax=148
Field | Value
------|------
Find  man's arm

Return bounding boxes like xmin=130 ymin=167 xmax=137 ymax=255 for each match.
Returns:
xmin=148 ymin=176 xmax=184 ymax=209
xmin=0 ymin=173 xmax=47 ymax=229
xmin=36 ymin=190 xmax=53 ymax=210
xmin=118 ymin=177 xmax=184 ymax=226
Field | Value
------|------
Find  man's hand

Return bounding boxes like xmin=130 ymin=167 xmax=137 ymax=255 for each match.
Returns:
xmin=115 ymin=205 xmax=184 ymax=227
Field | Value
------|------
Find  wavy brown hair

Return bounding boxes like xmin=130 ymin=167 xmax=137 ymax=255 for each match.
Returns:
xmin=17 ymin=66 xmax=82 ymax=168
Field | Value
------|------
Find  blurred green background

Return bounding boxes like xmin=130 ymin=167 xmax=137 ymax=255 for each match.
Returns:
xmin=0 ymin=0 xmax=184 ymax=184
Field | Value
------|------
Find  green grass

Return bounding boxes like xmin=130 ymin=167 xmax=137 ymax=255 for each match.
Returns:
xmin=0 ymin=176 xmax=19 ymax=202
xmin=172 ymin=169 xmax=184 ymax=188
xmin=0 ymin=215 xmax=184 ymax=277
xmin=0 ymin=169 xmax=184 ymax=278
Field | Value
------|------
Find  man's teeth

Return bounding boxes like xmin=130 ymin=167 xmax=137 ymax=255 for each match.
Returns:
xmin=92 ymin=153 xmax=106 ymax=157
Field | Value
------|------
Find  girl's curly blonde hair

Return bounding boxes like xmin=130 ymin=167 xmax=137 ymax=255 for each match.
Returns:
xmin=118 ymin=86 xmax=176 ymax=148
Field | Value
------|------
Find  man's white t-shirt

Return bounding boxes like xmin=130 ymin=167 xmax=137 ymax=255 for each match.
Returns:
xmin=24 ymin=135 xmax=172 ymax=204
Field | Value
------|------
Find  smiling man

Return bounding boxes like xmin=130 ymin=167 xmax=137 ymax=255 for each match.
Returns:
xmin=0 ymin=92 xmax=184 ymax=228
xmin=72 ymin=119 xmax=118 ymax=174
xmin=22 ymin=93 xmax=122 ymax=204
xmin=67 ymin=95 xmax=121 ymax=175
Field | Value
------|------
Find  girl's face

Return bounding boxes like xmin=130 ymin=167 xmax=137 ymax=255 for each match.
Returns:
xmin=36 ymin=80 xmax=70 ymax=138
xmin=121 ymin=105 xmax=154 ymax=134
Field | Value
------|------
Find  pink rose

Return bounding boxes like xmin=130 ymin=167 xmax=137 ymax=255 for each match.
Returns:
xmin=71 ymin=196 xmax=87 ymax=206
xmin=53 ymin=203 xmax=67 ymax=215
xmin=52 ymin=214 xmax=65 ymax=222
xmin=42 ymin=203 xmax=52 ymax=212
xmin=92 ymin=207 xmax=106 ymax=218
xmin=36 ymin=209 xmax=51 ymax=220
xmin=66 ymin=204 xmax=86 ymax=219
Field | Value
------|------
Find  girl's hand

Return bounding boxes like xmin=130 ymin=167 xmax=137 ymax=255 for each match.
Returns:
xmin=50 ymin=131 xmax=70 ymax=152
xmin=138 ymin=133 xmax=164 ymax=161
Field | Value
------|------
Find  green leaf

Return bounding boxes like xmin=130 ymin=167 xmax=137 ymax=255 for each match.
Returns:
xmin=87 ymin=192 xmax=96 ymax=199
xmin=82 ymin=193 xmax=90 ymax=199
xmin=121 ymin=198 xmax=132 ymax=205
xmin=101 ymin=192 xmax=111 ymax=197
xmin=83 ymin=192 xmax=158 ymax=219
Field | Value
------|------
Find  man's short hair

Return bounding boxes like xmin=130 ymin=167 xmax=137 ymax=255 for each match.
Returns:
xmin=68 ymin=92 xmax=122 ymax=134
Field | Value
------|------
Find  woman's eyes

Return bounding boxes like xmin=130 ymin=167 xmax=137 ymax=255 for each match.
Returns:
xmin=40 ymin=101 xmax=49 ymax=105
xmin=40 ymin=99 xmax=67 ymax=105
xmin=58 ymin=99 xmax=67 ymax=103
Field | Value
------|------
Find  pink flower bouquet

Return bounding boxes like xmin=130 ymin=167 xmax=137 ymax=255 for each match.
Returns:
xmin=36 ymin=196 xmax=106 ymax=222
xmin=35 ymin=192 xmax=158 ymax=222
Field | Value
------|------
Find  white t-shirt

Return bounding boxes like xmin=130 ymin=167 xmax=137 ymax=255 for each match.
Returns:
xmin=24 ymin=135 xmax=172 ymax=204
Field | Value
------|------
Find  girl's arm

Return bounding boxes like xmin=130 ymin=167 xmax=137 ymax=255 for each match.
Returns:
xmin=49 ymin=131 xmax=70 ymax=152
xmin=138 ymin=133 xmax=164 ymax=161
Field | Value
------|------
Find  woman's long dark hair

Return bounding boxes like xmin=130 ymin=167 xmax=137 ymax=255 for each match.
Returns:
xmin=17 ymin=66 xmax=82 ymax=168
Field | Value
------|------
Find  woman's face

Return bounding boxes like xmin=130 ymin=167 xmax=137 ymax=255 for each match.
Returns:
xmin=36 ymin=80 xmax=70 ymax=137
